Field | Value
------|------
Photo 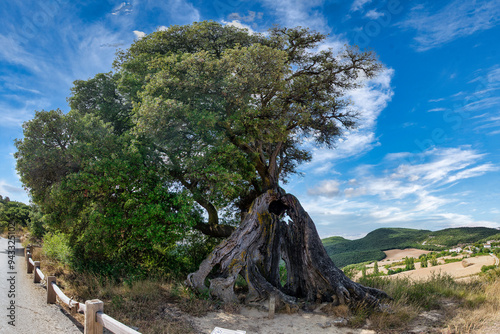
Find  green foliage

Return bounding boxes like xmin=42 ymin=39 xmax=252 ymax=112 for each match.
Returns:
xmin=27 ymin=204 xmax=45 ymax=238
xmin=15 ymin=108 xmax=207 ymax=277
xmin=481 ymin=265 xmax=497 ymax=273
xmin=480 ymin=234 xmax=500 ymax=243
xmin=342 ymin=265 xmax=358 ymax=280
xmin=331 ymin=250 xmax=387 ymax=268
xmin=426 ymin=227 xmax=500 ymax=247
xmin=126 ymin=21 xmax=381 ymax=225
xmin=69 ymin=72 xmax=132 ymax=135
xmin=360 ymin=273 xmax=482 ymax=311
xmin=14 ymin=21 xmax=383 ymax=279
xmin=387 ymin=267 xmax=407 ymax=275
xmin=420 ymin=255 xmax=428 ymax=268
xmin=323 ymin=228 xmax=428 ymax=267
xmin=323 ymin=227 xmax=500 ymax=268
xmin=43 ymin=232 xmax=72 ymax=264
xmin=404 ymin=257 xmax=415 ymax=271
xmin=279 ymin=262 xmax=288 ymax=287
xmin=0 ymin=196 xmax=30 ymax=232
xmin=443 ymin=257 xmax=463 ymax=264
xmin=429 ymin=256 xmax=439 ymax=266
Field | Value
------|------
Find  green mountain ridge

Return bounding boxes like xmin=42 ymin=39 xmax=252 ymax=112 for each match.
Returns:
xmin=322 ymin=226 xmax=500 ymax=268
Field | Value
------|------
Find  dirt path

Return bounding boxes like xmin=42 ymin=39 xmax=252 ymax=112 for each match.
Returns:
xmin=0 ymin=237 xmax=82 ymax=333
xmin=191 ymin=306 xmax=377 ymax=334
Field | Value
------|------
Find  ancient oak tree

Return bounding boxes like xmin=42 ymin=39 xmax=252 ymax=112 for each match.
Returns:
xmin=123 ymin=22 xmax=389 ymax=306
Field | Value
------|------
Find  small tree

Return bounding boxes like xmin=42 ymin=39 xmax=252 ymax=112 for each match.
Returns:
xmin=373 ymin=261 xmax=379 ymax=275
xmin=404 ymin=257 xmax=415 ymax=271
xmin=420 ymin=256 xmax=428 ymax=268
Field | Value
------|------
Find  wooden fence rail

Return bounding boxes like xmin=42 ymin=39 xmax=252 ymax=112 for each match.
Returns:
xmin=24 ymin=245 xmax=141 ymax=334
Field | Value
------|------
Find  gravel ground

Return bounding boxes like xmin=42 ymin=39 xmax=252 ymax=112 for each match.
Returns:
xmin=0 ymin=236 xmax=82 ymax=333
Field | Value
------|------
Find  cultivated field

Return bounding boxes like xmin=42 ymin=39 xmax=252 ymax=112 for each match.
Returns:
xmin=360 ymin=248 xmax=496 ymax=280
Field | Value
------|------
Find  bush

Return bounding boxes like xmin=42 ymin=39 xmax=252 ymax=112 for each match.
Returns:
xmin=444 ymin=257 xmax=463 ymax=264
xmin=404 ymin=257 xmax=415 ymax=270
xmin=27 ymin=205 xmax=45 ymax=239
xmin=481 ymin=265 xmax=497 ymax=273
xmin=360 ymin=272 xmax=482 ymax=311
xmin=43 ymin=232 xmax=72 ymax=264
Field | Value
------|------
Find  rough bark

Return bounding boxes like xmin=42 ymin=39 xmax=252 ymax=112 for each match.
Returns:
xmin=187 ymin=189 xmax=389 ymax=307
xmin=193 ymin=222 xmax=235 ymax=238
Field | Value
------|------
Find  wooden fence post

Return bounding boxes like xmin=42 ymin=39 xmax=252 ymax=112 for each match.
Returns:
xmin=27 ymin=254 xmax=33 ymax=274
xmin=47 ymin=276 xmax=56 ymax=304
xmin=268 ymin=293 xmax=276 ymax=319
xmin=84 ymin=299 xmax=104 ymax=334
xmin=34 ymin=261 xmax=41 ymax=283
xmin=25 ymin=247 xmax=30 ymax=267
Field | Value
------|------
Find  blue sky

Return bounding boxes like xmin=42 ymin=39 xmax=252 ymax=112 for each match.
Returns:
xmin=1 ymin=0 xmax=499 ymax=239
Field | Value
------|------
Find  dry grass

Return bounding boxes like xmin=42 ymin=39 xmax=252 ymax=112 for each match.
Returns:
xmin=445 ymin=275 xmax=500 ymax=333
xmin=368 ymin=301 xmax=420 ymax=332
xmin=28 ymin=245 xmax=222 ymax=333
xmin=353 ymin=271 xmax=500 ymax=332
xmin=26 ymin=242 xmax=500 ymax=334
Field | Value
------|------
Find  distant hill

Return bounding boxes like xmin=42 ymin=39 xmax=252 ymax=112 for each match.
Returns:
xmin=322 ymin=227 xmax=500 ymax=268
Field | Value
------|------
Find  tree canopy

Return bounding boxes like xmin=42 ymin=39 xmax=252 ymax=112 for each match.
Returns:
xmin=0 ymin=195 xmax=30 ymax=232
xmin=118 ymin=21 xmax=381 ymax=235
xmin=15 ymin=21 xmax=382 ymax=280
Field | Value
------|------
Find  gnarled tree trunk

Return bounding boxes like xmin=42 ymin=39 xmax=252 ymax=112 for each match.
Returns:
xmin=187 ymin=188 xmax=388 ymax=307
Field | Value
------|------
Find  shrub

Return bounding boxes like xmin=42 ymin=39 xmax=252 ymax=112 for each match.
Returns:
xmin=404 ymin=257 xmax=415 ymax=270
xmin=43 ymin=232 xmax=72 ymax=264
xmin=481 ymin=265 xmax=497 ymax=273
xmin=444 ymin=257 xmax=463 ymax=264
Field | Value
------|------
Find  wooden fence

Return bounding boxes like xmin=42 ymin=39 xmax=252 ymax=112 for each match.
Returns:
xmin=24 ymin=245 xmax=141 ymax=334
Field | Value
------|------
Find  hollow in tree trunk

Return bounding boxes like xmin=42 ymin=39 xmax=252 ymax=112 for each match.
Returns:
xmin=187 ymin=188 xmax=389 ymax=307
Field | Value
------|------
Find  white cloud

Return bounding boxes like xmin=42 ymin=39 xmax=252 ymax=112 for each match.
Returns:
xmin=303 ymin=68 xmax=394 ymax=172
xmin=228 ymin=11 xmax=263 ymax=23
xmin=446 ymin=163 xmax=499 ymax=183
xmin=0 ymin=179 xmax=29 ymax=203
xmin=344 ymin=187 xmax=366 ymax=197
xmin=390 ymin=147 xmax=486 ymax=185
xmin=351 ymin=0 xmax=373 ymax=12
xmin=427 ymin=107 xmax=446 ymax=112
xmin=300 ymin=144 xmax=499 ymax=236
xmin=112 ymin=2 xmax=133 ymax=15
xmin=260 ymin=0 xmax=329 ymax=32
xmin=435 ymin=213 xmax=498 ymax=229
xmin=400 ymin=0 xmax=500 ymax=51
xmin=133 ymin=30 xmax=146 ymax=39
xmin=0 ymin=98 xmax=51 ymax=128
xmin=307 ymin=180 xmax=341 ymax=197
xmin=221 ymin=20 xmax=257 ymax=34
xmin=303 ymin=146 xmax=499 ymax=236
xmin=429 ymin=97 xmax=445 ymax=102
xmin=164 ymin=0 xmax=201 ymax=24
xmin=431 ymin=66 xmax=500 ymax=135
xmin=0 ymin=35 xmax=42 ymax=73
xmin=365 ymin=9 xmax=384 ymax=19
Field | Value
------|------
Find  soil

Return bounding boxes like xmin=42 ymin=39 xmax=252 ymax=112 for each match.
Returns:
xmin=357 ymin=248 xmax=495 ymax=280
xmin=189 ymin=305 xmax=376 ymax=334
